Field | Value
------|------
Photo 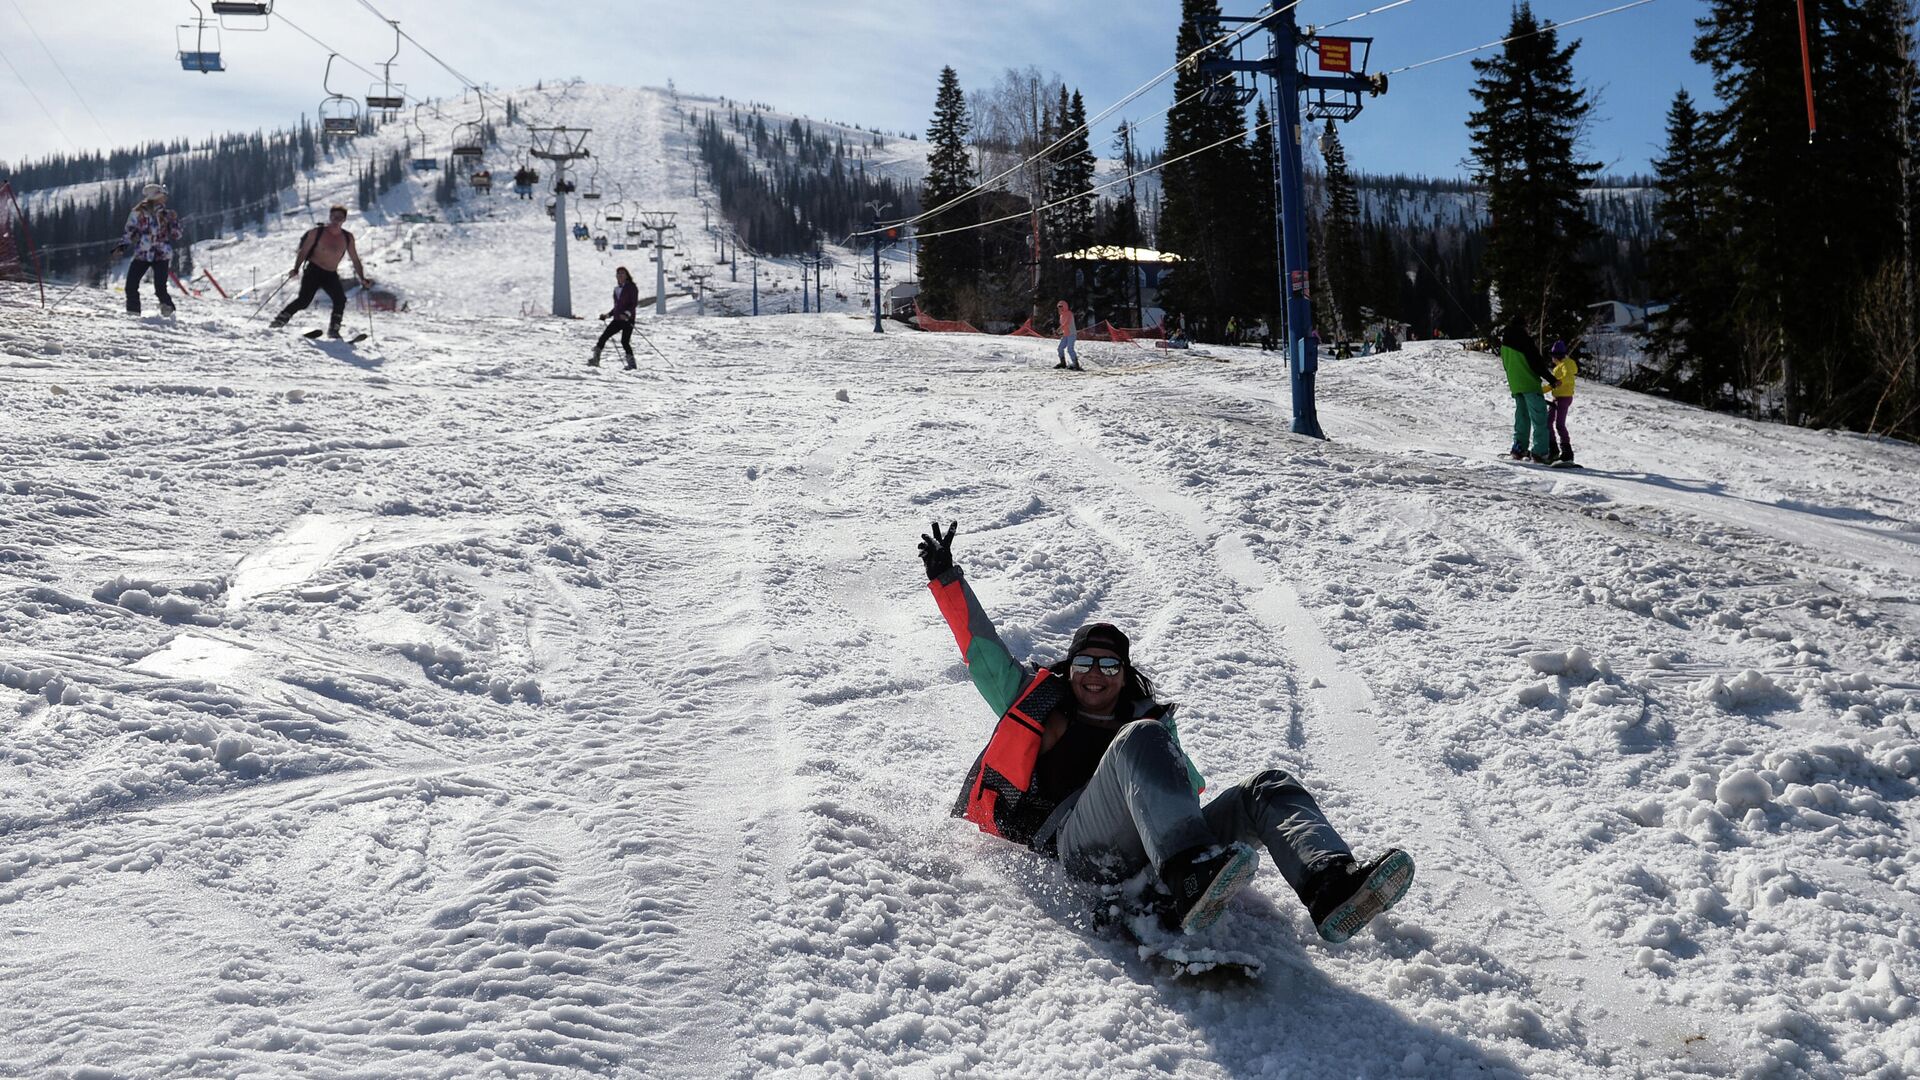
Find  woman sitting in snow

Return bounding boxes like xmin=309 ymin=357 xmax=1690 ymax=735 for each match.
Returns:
xmin=918 ymin=521 xmax=1414 ymax=942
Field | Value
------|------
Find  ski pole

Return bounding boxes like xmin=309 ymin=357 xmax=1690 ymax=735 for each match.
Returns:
xmin=249 ymin=273 xmax=293 ymax=321
xmin=629 ymin=320 xmax=675 ymax=368
xmin=46 ymin=280 xmax=88 ymax=311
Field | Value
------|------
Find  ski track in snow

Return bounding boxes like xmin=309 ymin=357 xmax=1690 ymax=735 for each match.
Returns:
xmin=3 ymin=85 xmax=1920 ymax=1079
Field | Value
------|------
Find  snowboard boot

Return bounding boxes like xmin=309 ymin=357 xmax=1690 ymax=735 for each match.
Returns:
xmin=159 ymin=302 xmax=176 ymax=317
xmin=1558 ymin=445 xmax=1575 ymax=465
xmin=588 ymin=348 xmax=602 ymax=368
xmin=1529 ymin=452 xmax=1553 ymax=464
xmin=1159 ymin=842 xmax=1259 ymax=934
xmin=1509 ymin=446 xmax=1527 ymax=460
xmin=1306 ymin=848 xmax=1415 ymax=944
xmin=623 ymin=355 xmax=637 ymax=370
xmin=1055 ymin=358 xmax=1069 ymax=369
xmin=1069 ymin=362 xmax=1084 ymax=372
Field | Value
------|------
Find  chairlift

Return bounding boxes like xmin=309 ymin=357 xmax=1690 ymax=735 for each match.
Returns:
xmin=1305 ymin=36 xmax=1385 ymax=123
xmin=209 ymin=1 xmax=271 ymax=32
xmin=177 ymin=2 xmax=224 ymax=73
xmin=470 ymin=169 xmax=493 ymax=192
xmin=572 ymin=223 xmax=590 ymax=240
xmin=366 ymin=21 xmax=405 ymax=113
xmin=452 ymin=96 xmax=488 ymax=159
xmin=318 ymin=54 xmax=361 ymax=136
xmin=580 ymin=160 xmax=601 ymax=200
xmin=593 ymin=233 xmax=609 ymax=252
xmin=409 ymin=105 xmax=439 ymax=170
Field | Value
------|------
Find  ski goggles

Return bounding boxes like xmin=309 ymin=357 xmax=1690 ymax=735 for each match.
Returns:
xmin=1068 ymin=655 xmax=1124 ymax=676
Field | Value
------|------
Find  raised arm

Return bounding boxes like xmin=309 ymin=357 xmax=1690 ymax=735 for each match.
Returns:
xmin=920 ymin=522 xmax=1026 ymax=717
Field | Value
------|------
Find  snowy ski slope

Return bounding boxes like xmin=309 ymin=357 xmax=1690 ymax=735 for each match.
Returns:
xmin=3 ymin=84 xmax=1919 ymax=1080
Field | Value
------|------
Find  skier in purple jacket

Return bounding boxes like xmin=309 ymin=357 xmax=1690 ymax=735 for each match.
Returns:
xmin=591 ymin=266 xmax=640 ymax=369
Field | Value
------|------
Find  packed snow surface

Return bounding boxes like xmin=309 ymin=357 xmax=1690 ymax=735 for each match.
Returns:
xmin=4 ymin=85 xmax=1920 ymax=1080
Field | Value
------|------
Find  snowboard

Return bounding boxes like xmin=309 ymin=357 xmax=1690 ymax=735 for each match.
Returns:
xmin=1093 ymin=886 xmax=1263 ymax=983
xmin=303 ymin=329 xmax=369 ymax=344
xmin=1497 ymin=454 xmax=1584 ymax=470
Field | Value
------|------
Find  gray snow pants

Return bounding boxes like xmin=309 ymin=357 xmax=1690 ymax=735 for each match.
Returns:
xmin=1050 ymin=719 xmax=1352 ymax=897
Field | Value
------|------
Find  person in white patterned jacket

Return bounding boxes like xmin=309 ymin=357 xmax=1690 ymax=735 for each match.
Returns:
xmin=112 ymin=183 xmax=184 ymax=316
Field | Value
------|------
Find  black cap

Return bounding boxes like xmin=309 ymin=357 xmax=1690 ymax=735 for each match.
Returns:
xmin=1069 ymin=622 xmax=1130 ymax=666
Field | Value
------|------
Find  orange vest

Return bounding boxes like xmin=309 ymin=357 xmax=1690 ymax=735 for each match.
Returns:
xmin=951 ymin=668 xmax=1067 ymax=845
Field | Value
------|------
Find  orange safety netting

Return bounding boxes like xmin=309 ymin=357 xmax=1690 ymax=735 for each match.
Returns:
xmin=1009 ymin=318 xmax=1048 ymax=337
xmin=913 ymin=301 xmax=983 ymax=334
xmin=1107 ymin=322 xmax=1166 ymax=342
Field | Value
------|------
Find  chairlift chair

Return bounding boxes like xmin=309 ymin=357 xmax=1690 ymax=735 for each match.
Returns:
xmin=572 ymin=223 xmax=590 ymax=240
xmin=452 ymin=96 xmax=488 ymax=159
xmin=470 ymin=169 xmax=493 ymax=192
xmin=409 ymin=106 xmax=439 ymax=170
xmin=580 ymin=161 xmax=601 ymax=200
xmin=366 ymin=21 xmax=405 ymax=114
xmin=177 ymin=2 xmax=224 ymax=72
xmin=318 ymin=55 xmax=361 ymax=136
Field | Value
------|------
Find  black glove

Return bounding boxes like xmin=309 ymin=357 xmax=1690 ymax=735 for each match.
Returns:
xmin=918 ymin=520 xmax=956 ymax=581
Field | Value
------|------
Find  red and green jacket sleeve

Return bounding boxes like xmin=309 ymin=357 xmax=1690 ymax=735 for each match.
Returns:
xmin=928 ymin=566 xmax=1027 ymax=717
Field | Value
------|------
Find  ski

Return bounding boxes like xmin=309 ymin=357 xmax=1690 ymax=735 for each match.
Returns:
xmin=302 ymin=329 xmax=369 ymax=344
xmin=1093 ymin=886 xmax=1263 ymax=984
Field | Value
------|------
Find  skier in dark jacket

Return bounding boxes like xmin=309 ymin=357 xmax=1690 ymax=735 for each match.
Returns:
xmin=920 ymin=521 xmax=1414 ymax=942
xmin=591 ymin=266 xmax=639 ymax=369
xmin=1499 ymin=319 xmax=1557 ymax=462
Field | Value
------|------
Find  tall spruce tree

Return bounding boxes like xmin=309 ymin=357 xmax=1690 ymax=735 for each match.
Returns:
xmin=1046 ymin=89 xmax=1097 ymax=317
xmin=1248 ymin=98 xmax=1279 ymax=328
xmin=1319 ymin=120 xmax=1364 ymax=338
xmin=1160 ymin=0 xmax=1260 ymax=337
xmin=1646 ymin=89 xmax=1736 ymax=403
xmin=1466 ymin=2 xmax=1600 ymax=343
xmin=1695 ymin=0 xmax=1913 ymax=426
xmin=918 ymin=66 xmax=978 ymax=318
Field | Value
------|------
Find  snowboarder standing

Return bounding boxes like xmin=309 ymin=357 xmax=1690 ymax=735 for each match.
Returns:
xmin=591 ymin=266 xmax=639 ymax=369
xmin=1546 ymin=339 xmax=1578 ymax=464
xmin=269 ymin=205 xmax=369 ymax=338
xmin=919 ymin=521 xmax=1414 ymax=942
xmin=1054 ymin=300 xmax=1083 ymax=371
xmin=1499 ymin=320 xmax=1556 ymax=463
xmin=112 ymin=183 xmax=183 ymax=316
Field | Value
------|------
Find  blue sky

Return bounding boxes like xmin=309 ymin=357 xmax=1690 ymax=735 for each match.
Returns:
xmin=3 ymin=1 xmax=1714 ymax=180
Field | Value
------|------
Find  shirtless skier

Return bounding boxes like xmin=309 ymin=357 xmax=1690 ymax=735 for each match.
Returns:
xmin=269 ymin=205 xmax=370 ymax=338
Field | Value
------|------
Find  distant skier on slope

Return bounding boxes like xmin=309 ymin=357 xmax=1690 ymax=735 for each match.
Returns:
xmin=919 ymin=521 xmax=1414 ymax=942
xmin=111 ymin=183 xmax=183 ymax=317
xmin=591 ymin=266 xmax=639 ymax=369
xmin=1055 ymin=300 xmax=1083 ymax=371
xmin=1499 ymin=320 xmax=1556 ymax=463
xmin=1546 ymin=339 xmax=1578 ymax=465
xmin=269 ymin=205 xmax=369 ymax=339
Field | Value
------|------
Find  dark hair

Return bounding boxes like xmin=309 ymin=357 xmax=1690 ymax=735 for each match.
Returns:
xmin=615 ymin=266 xmax=630 ymax=278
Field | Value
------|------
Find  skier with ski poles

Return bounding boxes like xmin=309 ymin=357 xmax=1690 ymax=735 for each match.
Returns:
xmin=919 ymin=521 xmax=1414 ymax=942
xmin=111 ymin=183 xmax=183 ymax=317
xmin=590 ymin=266 xmax=639 ymax=369
xmin=269 ymin=205 xmax=370 ymax=339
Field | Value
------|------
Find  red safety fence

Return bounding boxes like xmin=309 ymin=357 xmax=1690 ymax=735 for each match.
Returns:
xmin=1009 ymin=318 xmax=1047 ymax=337
xmin=0 ymin=182 xmax=46 ymax=304
xmin=913 ymin=301 xmax=983 ymax=334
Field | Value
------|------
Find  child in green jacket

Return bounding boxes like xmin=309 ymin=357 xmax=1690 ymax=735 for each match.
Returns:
xmin=1498 ymin=321 xmax=1556 ymax=462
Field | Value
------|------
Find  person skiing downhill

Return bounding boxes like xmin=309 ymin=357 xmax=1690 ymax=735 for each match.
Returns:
xmin=112 ymin=183 xmax=183 ymax=316
xmin=1499 ymin=320 xmax=1556 ymax=463
xmin=1055 ymin=300 xmax=1083 ymax=371
xmin=1546 ymin=340 xmax=1578 ymax=464
xmin=269 ymin=205 xmax=369 ymax=338
xmin=591 ymin=266 xmax=639 ymax=369
xmin=919 ymin=521 xmax=1414 ymax=942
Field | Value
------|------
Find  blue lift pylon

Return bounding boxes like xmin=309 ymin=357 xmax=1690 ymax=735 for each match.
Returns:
xmin=1204 ymin=9 xmax=1386 ymax=439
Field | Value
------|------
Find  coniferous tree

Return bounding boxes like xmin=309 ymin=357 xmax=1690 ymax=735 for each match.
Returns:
xmin=1645 ymin=89 xmax=1736 ymax=402
xmin=918 ymin=66 xmax=978 ymax=317
xmin=1160 ymin=0 xmax=1260 ymax=337
xmin=1695 ymin=0 xmax=1913 ymax=427
xmin=1046 ymin=89 xmax=1097 ymax=318
xmin=1467 ymin=2 xmax=1600 ymax=343
xmin=1248 ymin=98 xmax=1279 ymax=330
xmin=1319 ymin=119 xmax=1364 ymax=339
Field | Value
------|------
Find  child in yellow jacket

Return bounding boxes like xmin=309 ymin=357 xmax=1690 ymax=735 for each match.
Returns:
xmin=1546 ymin=340 xmax=1577 ymax=464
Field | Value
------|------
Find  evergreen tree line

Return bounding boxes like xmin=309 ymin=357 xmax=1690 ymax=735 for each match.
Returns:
xmin=696 ymin=111 xmax=917 ymax=257
xmin=7 ymin=122 xmax=330 ymax=283
xmin=1648 ymin=0 xmax=1918 ymax=437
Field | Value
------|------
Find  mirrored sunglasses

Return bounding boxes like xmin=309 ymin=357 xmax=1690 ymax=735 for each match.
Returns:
xmin=1069 ymin=655 xmax=1124 ymax=676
